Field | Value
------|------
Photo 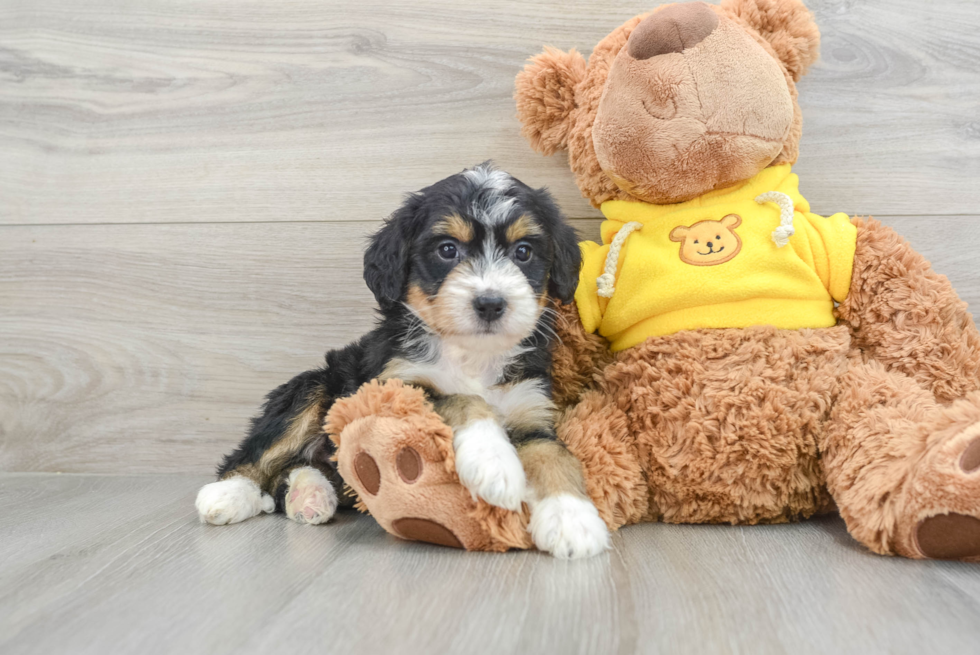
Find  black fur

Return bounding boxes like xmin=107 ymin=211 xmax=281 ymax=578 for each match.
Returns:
xmin=215 ymin=163 xmax=581 ymax=510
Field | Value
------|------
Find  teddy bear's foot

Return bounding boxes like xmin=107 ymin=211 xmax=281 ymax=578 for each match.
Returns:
xmin=284 ymin=466 xmax=338 ymax=525
xmin=529 ymin=494 xmax=611 ymax=559
xmin=911 ymin=431 xmax=980 ymax=560
xmin=327 ymin=380 xmax=534 ymax=552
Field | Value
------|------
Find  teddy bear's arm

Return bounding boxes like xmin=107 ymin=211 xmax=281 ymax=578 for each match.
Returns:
xmin=550 ymin=300 xmax=614 ymax=407
xmin=837 ymin=218 xmax=980 ymax=402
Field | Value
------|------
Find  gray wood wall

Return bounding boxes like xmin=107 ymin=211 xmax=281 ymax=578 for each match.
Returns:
xmin=2 ymin=0 xmax=979 ymax=474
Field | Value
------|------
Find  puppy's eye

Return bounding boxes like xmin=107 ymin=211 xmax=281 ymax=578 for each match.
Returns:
xmin=694 ymin=240 xmax=699 ymax=244
xmin=716 ymin=235 xmax=721 ymax=240
xmin=437 ymin=242 xmax=458 ymax=260
xmin=514 ymin=244 xmax=532 ymax=263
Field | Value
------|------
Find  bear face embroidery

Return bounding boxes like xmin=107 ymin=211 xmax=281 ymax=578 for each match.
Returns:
xmin=669 ymin=214 xmax=742 ymax=266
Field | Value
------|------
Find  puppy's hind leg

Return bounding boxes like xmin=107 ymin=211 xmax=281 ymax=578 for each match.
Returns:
xmin=268 ymin=441 xmax=348 ymax=525
xmin=519 ymin=438 xmax=610 ymax=559
xmin=196 ymin=474 xmax=275 ymax=526
xmin=197 ymin=368 xmax=335 ymax=525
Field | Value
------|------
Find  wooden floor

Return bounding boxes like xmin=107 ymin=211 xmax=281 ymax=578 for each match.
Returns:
xmin=1 ymin=473 xmax=978 ymax=655
xmin=3 ymin=0 xmax=980 ymax=652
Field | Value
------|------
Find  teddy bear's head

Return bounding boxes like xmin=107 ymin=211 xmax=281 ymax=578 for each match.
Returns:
xmin=515 ymin=0 xmax=820 ymax=206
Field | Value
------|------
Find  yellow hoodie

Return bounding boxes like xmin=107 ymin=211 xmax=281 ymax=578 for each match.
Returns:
xmin=576 ymin=165 xmax=857 ymax=352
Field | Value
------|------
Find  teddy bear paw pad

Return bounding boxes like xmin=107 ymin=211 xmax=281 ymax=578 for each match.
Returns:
xmin=530 ymin=494 xmax=611 ymax=559
xmin=915 ymin=513 xmax=980 ymax=560
xmin=285 ymin=467 xmax=338 ymax=525
xmin=960 ymin=437 xmax=980 ymax=473
xmin=392 ymin=518 xmax=464 ymax=549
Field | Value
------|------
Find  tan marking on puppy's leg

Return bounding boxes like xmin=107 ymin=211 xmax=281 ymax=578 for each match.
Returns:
xmin=255 ymin=389 xmax=326 ymax=482
xmin=433 ymin=213 xmax=474 ymax=243
xmin=505 ymin=214 xmax=543 ymax=243
xmin=219 ymin=462 xmax=262 ymax=484
xmin=519 ymin=439 xmax=610 ymax=559
xmin=517 ymin=439 xmax=587 ymax=500
xmin=433 ymin=394 xmax=497 ymax=430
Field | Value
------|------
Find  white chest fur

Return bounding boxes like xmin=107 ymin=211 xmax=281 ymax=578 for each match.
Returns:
xmin=382 ymin=340 xmax=553 ymax=426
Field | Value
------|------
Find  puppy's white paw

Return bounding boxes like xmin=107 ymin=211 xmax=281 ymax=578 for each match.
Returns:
xmin=453 ymin=418 xmax=526 ymax=511
xmin=196 ymin=477 xmax=274 ymax=525
xmin=530 ymin=494 xmax=610 ymax=559
xmin=285 ymin=467 xmax=338 ymax=525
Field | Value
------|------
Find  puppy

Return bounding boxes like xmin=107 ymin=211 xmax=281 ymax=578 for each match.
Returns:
xmin=195 ymin=163 xmax=610 ymax=559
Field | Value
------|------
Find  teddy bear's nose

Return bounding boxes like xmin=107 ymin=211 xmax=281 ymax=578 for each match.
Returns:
xmin=627 ymin=1 xmax=719 ymax=60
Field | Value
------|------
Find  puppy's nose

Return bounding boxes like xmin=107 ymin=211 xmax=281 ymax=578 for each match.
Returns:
xmin=627 ymin=2 xmax=719 ymax=60
xmin=707 ymin=241 xmax=714 ymax=248
xmin=473 ymin=296 xmax=507 ymax=323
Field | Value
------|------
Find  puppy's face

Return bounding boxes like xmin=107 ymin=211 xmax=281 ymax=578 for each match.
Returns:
xmin=364 ymin=164 xmax=581 ymax=353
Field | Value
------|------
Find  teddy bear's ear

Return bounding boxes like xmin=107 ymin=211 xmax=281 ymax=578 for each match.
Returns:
xmin=514 ymin=46 xmax=587 ymax=155
xmin=720 ymin=0 xmax=820 ymax=82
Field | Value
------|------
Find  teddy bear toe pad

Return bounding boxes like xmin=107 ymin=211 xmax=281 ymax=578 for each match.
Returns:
xmin=396 ymin=447 xmax=422 ymax=482
xmin=960 ymin=437 xmax=980 ymax=473
xmin=353 ymin=452 xmax=381 ymax=495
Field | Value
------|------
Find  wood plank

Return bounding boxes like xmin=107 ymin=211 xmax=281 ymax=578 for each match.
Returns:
xmin=1 ymin=473 xmax=979 ymax=655
xmin=0 ymin=221 xmax=377 ymax=474
xmin=1 ymin=0 xmax=979 ymax=225
xmin=1 ymin=215 xmax=979 ymax=474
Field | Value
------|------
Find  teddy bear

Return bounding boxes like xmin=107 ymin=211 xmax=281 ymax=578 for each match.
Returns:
xmin=324 ymin=0 xmax=980 ymax=561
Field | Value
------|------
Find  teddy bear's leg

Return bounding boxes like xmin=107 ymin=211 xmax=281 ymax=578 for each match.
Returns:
xmin=837 ymin=218 xmax=980 ymax=402
xmin=328 ymin=379 xmax=533 ymax=552
xmin=823 ymin=360 xmax=980 ymax=560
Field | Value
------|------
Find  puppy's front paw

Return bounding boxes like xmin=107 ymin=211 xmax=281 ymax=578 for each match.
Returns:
xmin=196 ymin=477 xmax=275 ymax=525
xmin=453 ymin=418 xmax=526 ymax=511
xmin=530 ymin=494 xmax=610 ymax=559
xmin=285 ymin=467 xmax=338 ymax=525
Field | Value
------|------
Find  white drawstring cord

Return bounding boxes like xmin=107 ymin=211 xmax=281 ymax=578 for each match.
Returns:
xmin=755 ymin=191 xmax=795 ymax=247
xmin=596 ymin=221 xmax=643 ymax=298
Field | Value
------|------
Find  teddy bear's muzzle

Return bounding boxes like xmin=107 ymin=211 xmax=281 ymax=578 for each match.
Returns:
xmin=627 ymin=2 xmax=719 ymax=60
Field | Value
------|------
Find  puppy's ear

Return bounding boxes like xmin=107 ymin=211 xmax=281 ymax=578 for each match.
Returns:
xmin=549 ymin=219 xmax=582 ymax=304
xmin=363 ymin=194 xmax=424 ymax=311
xmin=526 ymin=187 xmax=581 ymax=304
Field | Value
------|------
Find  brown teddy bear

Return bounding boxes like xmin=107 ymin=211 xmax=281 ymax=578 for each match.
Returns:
xmin=327 ymin=0 xmax=980 ymax=560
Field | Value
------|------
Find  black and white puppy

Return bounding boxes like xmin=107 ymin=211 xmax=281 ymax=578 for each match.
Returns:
xmin=195 ymin=163 xmax=610 ymax=559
